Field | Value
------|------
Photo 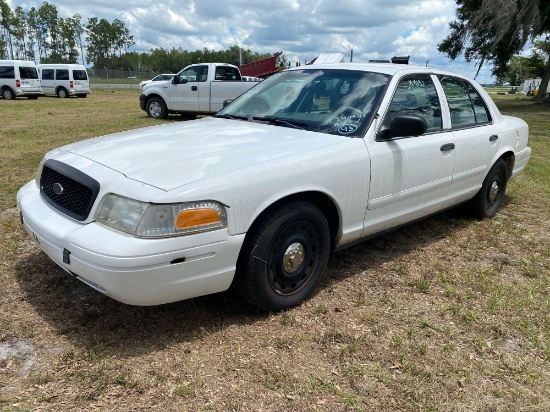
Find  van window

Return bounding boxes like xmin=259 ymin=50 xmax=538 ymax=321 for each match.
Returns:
xmin=0 ymin=66 xmax=15 ymax=79
xmin=56 ymin=69 xmax=69 ymax=80
xmin=42 ymin=69 xmax=55 ymax=80
xmin=19 ymin=67 xmax=39 ymax=80
xmin=73 ymin=70 xmax=88 ymax=80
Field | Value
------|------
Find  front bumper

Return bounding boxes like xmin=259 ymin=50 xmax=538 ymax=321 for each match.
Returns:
xmin=17 ymin=180 xmax=244 ymax=306
xmin=139 ymin=94 xmax=146 ymax=110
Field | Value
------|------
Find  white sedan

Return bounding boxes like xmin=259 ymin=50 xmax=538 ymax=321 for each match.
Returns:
xmin=17 ymin=63 xmax=531 ymax=311
xmin=138 ymin=73 xmax=175 ymax=89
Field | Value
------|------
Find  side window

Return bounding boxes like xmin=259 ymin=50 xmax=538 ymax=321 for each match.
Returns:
xmin=382 ymin=74 xmax=442 ymax=133
xmin=56 ymin=69 xmax=69 ymax=80
xmin=215 ymin=66 xmax=240 ymax=81
xmin=42 ymin=69 xmax=55 ymax=80
xmin=179 ymin=66 xmax=203 ymax=83
xmin=0 ymin=66 xmax=15 ymax=79
xmin=439 ymin=76 xmax=491 ymax=127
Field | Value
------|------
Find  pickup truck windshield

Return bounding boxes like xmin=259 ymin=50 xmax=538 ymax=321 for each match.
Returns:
xmin=217 ymin=69 xmax=390 ymax=137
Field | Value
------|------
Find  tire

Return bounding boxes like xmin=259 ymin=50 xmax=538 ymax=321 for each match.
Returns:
xmin=235 ymin=200 xmax=331 ymax=311
xmin=57 ymin=87 xmax=68 ymax=98
xmin=146 ymin=97 xmax=168 ymax=119
xmin=471 ymin=158 xmax=508 ymax=219
xmin=2 ymin=87 xmax=15 ymax=100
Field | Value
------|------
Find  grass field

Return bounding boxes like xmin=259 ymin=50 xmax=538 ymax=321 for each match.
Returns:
xmin=0 ymin=91 xmax=549 ymax=411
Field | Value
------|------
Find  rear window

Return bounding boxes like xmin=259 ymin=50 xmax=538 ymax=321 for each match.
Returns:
xmin=56 ymin=69 xmax=69 ymax=80
xmin=73 ymin=70 xmax=88 ymax=80
xmin=19 ymin=66 xmax=39 ymax=80
xmin=0 ymin=66 xmax=15 ymax=79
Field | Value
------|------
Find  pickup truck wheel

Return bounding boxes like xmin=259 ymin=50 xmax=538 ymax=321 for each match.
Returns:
xmin=57 ymin=87 xmax=68 ymax=98
xmin=146 ymin=97 xmax=168 ymax=119
xmin=2 ymin=87 xmax=15 ymax=100
xmin=471 ymin=158 xmax=508 ymax=219
xmin=236 ymin=200 xmax=330 ymax=311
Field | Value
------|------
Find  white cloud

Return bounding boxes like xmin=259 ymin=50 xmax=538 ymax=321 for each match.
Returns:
xmin=6 ymin=0 xmax=499 ymax=83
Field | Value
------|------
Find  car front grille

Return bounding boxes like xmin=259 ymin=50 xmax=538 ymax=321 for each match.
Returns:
xmin=40 ymin=159 xmax=100 ymax=221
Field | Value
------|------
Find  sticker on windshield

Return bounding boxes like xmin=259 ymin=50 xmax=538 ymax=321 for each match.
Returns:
xmin=330 ymin=112 xmax=362 ymax=135
xmin=338 ymin=124 xmax=359 ymax=134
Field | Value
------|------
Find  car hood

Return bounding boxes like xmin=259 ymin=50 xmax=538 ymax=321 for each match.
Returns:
xmin=60 ymin=117 xmax=346 ymax=191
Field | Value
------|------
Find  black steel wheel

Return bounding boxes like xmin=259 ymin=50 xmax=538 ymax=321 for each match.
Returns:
xmin=471 ymin=158 xmax=508 ymax=219
xmin=236 ymin=200 xmax=330 ymax=311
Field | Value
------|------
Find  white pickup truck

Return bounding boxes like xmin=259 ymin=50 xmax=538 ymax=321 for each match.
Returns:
xmin=139 ymin=63 xmax=258 ymax=119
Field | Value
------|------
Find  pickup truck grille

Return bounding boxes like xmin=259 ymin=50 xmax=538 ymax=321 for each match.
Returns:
xmin=40 ymin=159 xmax=100 ymax=221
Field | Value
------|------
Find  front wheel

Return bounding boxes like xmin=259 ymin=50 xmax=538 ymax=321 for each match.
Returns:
xmin=235 ymin=200 xmax=331 ymax=311
xmin=146 ymin=97 xmax=168 ymax=119
xmin=471 ymin=158 xmax=508 ymax=219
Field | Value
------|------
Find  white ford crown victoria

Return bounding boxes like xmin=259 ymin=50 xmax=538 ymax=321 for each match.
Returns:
xmin=17 ymin=63 xmax=531 ymax=311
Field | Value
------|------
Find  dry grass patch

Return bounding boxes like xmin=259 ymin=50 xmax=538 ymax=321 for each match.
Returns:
xmin=0 ymin=93 xmax=549 ymax=411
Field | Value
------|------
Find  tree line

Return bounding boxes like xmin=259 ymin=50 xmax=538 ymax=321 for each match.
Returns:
xmin=0 ymin=1 xmax=274 ymax=73
xmin=438 ymin=0 xmax=550 ymax=97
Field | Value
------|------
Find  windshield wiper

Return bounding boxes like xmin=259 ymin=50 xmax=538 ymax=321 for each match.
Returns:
xmin=252 ymin=116 xmax=308 ymax=130
xmin=216 ymin=114 xmax=250 ymax=121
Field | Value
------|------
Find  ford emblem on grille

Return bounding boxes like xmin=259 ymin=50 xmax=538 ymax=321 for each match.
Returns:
xmin=52 ymin=182 xmax=64 ymax=196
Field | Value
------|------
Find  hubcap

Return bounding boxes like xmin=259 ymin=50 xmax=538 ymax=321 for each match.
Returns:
xmin=150 ymin=102 xmax=161 ymax=117
xmin=489 ymin=181 xmax=499 ymax=202
xmin=282 ymin=242 xmax=305 ymax=273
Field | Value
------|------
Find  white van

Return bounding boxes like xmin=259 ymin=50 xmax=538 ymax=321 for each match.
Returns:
xmin=37 ymin=64 xmax=91 ymax=98
xmin=0 ymin=60 xmax=43 ymax=100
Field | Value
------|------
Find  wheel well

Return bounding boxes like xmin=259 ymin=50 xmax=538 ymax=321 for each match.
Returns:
xmin=500 ymin=151 xmax=515 ymax=180
xmin=244 ymin=192 xmax=341 ymax=250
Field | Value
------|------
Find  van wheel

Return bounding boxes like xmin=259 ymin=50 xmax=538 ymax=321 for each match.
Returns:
xmin=2 ymin=87 xmax=15 ymax=100
xmin=235 ymin=200 xmax=331 ymax=311
xmin=146 ymin=97 xmax=168 ymax=119
xmin=57 ymin=88 xmax=68 ymax=98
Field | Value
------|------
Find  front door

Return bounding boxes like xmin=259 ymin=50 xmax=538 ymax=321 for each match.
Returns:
xmin=364 ymin=74 xmax=456 ymax=236
xmin=171 ymin=65 xmax=208 ymax=112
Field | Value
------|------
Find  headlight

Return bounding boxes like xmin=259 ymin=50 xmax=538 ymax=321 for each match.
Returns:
xmin=95 ymin=194 xmax=226 ymax=238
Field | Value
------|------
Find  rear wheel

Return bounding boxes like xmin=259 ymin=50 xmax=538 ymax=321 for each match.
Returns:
xmin=471 ymin=158 xmax=508 ymax=219
xmin=2 ymin=87 xmax=15 ymax=100
xmin=146 ymin=97 xmax=168 ymax=119
xmin=235 ymin=200 xmax=331 ymax=311
xmin=57 ymin=87 xmax=68 ymax=98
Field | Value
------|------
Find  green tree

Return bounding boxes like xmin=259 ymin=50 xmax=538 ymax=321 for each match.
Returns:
xmin=439 ymin=0 xmax=550 ymax=98
xmin=0 ymin=0 xmax=14 ymax=59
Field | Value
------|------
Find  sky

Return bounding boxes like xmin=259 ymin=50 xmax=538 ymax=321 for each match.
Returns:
xmin=6 ymin=0 xmax=500 ymax=83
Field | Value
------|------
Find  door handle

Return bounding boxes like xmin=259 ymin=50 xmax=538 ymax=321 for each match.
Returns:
xmin=489 ymin=135 xmax=498 ymax=142
xmin=440 ymin=143 xmax=455 ymax=151
xmin=191 ymin=86 xmax=198 ymax=91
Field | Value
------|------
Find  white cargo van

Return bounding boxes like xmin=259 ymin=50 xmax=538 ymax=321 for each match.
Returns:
xmin=37 ymin=64 xmax=91 ymax=98
xmin=0 ymin=60 xmax=43 ymax=100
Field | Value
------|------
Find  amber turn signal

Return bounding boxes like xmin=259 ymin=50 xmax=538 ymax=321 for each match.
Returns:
xmin=175 ymin=208 xmax=220 ymax=229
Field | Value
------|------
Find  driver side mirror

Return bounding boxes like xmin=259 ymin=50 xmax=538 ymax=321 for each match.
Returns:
xmin=377 ymin=115 xmax=427 ymax=140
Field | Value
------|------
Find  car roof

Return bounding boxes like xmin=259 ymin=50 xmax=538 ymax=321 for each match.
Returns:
xmin=286 ymin=63 xmax=474 ymax=82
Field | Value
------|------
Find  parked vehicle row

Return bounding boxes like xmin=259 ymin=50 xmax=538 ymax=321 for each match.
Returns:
xmin=0 ymin=60 xmax=90 ymax=99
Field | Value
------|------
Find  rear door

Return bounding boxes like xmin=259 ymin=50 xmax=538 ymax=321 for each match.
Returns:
xmin=19 ymin=65 xmax=41 ymax=92
xmin=72 ymin=68 xmax=89 ymax=93
xmin=437 ymin=76 xmax=501 ymax=202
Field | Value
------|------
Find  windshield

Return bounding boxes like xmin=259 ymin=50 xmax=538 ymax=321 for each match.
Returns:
xmin=216 ymin=69 xmax=390 ymax=137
